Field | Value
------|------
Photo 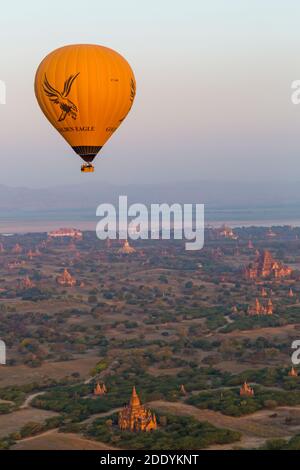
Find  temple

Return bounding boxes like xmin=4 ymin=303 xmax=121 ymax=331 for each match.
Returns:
xmin=68 ymin=241 xmax=77 ymax=250
xmin=94 ymin=382 xmax=107 ymax=395
xmin=56 ymin=268 xmax=76 ymax=287
xmin=261 ymin=287 xmax=267 ymax=297
xmin=248 ymin=240 xmax=254 ymax=249
xmin=48 ymin=228 xmax=83 ymax=239
xmin=118 ymin=386 xmax=157 ymax=432
xmin=118 ymin=239 xmax=136 ymax=255
xmin=105 ymin=238 xmax=112 ymax=249
xmin=240 ymin=381 xmax=254 ymax=397
xmin=12 ymin=243 xmax=22 ymax=254
xmin=214 ymin=225 xmax=238 ymax=240
xmin=8 ymin=260 xmax=25 ymax=269
xmin=247 ymin=298 xmax=273 ymax=315
xmin=288 ymin=367 xmax=298 ymax=377
xmin=21 ymin=276 xmax=35 ymax=289
xmin=27 ymin=249 xmax=41 ymax=260
xmin=245 ymin=250 xmax=292 ymax=279
xmin=267 ymin=228 xmax=276 ymax=238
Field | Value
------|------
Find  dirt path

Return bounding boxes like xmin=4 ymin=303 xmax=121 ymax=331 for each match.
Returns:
xmin=218 ymin=324 xmax=296 ymax=339
xmin=20 ymin=391 xmax=45 ymax=409
xmin=14 ymin=428 xmax=58 ymax=444
xmin=84 ymin=377 xmax=93 ymax=384
xmin=147 ymin=400 xmax=299 ymax=449
xmin=0 ymin=398 xmax=14 ymax=405
xmin=0 ymin=408 xmax=58 ymax=438
xmin=0 ymin=355 xmax=101 ymax=387
xmin=12 ymin=430 xmax=118 ymax=450
xmin=117 ymin=267 xmax=177 ymax=283
xmin=205 ymin=435 xmax=276 ymax=450
xmin=81 ymin=407 xmax=122 ymax=424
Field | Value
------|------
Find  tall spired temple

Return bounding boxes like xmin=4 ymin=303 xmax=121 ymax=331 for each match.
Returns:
xmin=94 ymin=382 xmax=107 ymax=395
xmin=12 ymin=243 xmax=22 ymax=254
xmin=56 ymin=268 xmax=76 ymax=287
xmin=118 ymin=239 xmax=136 ymax=255
xmin=244 ymin=250 xmax=292 ymax=280
xmin=240 ymin=381 xmax=254 ymax=397
xmin=21 ymin=276 xmax=35 ymax=289
xmin=118 ymin=387 xmax=157 ymax=432
xmin=261 ymin=287 xmax=267 ymax=297
xmin=247 ymin=298 xmax=273 ymax=315
xmin=288 ymin=367 xmax=298 ymax=377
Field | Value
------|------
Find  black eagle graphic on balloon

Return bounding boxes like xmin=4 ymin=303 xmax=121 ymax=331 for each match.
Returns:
xmin=119 ymin=78 xmax=136 ymax=123
xmin=43 ymin=73 xmax=80 ymax=122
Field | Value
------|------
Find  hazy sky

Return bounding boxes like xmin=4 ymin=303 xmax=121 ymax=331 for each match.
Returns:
xmin=1 ymin=0 xmax=300 ymax=187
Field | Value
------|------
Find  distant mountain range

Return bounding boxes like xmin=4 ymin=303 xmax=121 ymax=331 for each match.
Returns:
xmin=0 ymin=180 xmax=300 ymax=212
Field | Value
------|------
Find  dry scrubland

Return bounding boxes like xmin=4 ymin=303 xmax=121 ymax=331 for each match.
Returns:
xmin=0 ymin=227 xmax=300 ymax=449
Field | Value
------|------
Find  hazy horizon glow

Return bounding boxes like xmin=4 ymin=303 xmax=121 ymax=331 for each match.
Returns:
xmin=1 ymin=0 xmax=300 ymax=187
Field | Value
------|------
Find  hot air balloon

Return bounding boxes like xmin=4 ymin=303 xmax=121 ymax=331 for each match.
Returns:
xmin=34 ymin=44 xmax=136 ymax=172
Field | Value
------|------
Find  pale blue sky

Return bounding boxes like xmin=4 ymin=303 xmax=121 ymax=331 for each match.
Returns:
xmin=1 ymin=0 xmax=300 ymax=187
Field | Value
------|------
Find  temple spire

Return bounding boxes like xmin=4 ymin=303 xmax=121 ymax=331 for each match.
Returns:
xmin=130 ymin=386 xmax=141 ymax=407
xmin=119 ymin=386 xmax=157 ymax=432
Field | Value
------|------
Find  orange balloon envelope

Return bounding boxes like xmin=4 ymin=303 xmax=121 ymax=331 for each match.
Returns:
xmin=34 ymin=44 xmax=136 ymax=172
